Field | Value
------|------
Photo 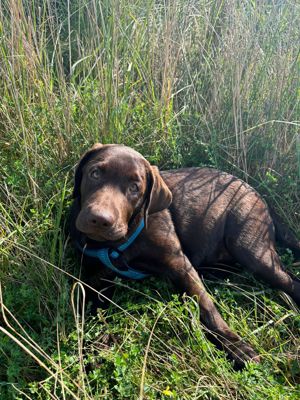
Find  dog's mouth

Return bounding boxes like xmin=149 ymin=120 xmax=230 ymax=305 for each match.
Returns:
xmin=77 ymin=222 xmax=128 ymax=242
xmin=85 ymin=228 xmax=127 ymax=242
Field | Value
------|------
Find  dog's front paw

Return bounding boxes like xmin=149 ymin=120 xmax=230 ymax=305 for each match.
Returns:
xmin=224 ymin=339 xmax=260 ymax=368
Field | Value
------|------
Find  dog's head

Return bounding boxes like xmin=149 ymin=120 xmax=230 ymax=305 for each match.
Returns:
xmin=73 ymin=143 xmax=172 ymax=241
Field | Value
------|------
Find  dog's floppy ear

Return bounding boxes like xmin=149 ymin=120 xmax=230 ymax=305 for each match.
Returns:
xmin=73 ymin=143 xmax=103 ymax=198
xmin=145 ymin=165 xmax=172 ymax=215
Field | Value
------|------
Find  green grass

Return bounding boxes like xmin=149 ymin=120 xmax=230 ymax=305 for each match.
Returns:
xmin=0 ymin=0 xmax=299 ymax=398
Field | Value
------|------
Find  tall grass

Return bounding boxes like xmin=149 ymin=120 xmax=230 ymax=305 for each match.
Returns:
xmin=0 ymin=0 xmax=299 ymax=398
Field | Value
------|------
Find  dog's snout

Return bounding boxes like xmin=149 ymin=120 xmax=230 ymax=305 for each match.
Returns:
xmin=76 ymin=204 xmax=126 ymax=240
xmin=88 ymin=210 xmax=115 ymax=229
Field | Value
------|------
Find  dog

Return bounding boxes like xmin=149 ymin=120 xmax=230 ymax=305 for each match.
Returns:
xmin=69 ymin=143 xmax=300 ymax=367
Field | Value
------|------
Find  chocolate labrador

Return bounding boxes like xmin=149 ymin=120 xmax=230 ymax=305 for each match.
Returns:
xmin=69 ymin=143 xmax=300 ymax=366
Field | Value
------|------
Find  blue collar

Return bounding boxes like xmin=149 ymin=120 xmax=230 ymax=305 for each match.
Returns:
xmin=77 ymin=218 xmax=150 ymax=280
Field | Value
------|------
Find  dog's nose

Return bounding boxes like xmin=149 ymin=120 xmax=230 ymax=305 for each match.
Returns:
xmin=88 ymin=210 xmax=115 ymax=229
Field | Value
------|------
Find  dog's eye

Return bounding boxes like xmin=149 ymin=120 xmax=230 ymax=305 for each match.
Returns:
xmin=129 ymin=183 xmax=139 ymax=193
xmin=90 ymin=168 xmax=101 ymax=179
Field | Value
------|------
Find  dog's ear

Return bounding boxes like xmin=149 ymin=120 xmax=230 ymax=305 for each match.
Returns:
xmin=145 ymin=165 xmax=172 ymax=215
xmin=73 ymin=143 xmax=103 ymax=198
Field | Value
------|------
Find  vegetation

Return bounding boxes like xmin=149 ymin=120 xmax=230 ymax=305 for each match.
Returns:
xmin=0 ymin=0 xmax=299 ymax=398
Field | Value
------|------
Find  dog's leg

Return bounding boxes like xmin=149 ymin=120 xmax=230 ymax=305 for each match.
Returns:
xmin=81 ymin=267 xmax=116 ymax=314
xmin=163 ymin=254 xmax=260 ymax=367
xmin=229 ymin=242 xmax=300 ymax=307
xmin=224 ymin=196 xmax=300 ymax=307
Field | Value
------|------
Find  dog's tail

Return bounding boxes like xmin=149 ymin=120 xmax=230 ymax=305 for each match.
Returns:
xmin=270 ymin=207 xmax=300 ymax=259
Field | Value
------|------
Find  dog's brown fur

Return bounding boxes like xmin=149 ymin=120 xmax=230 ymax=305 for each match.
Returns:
xmin=70 ymin=143 xmax=300 ymax=366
